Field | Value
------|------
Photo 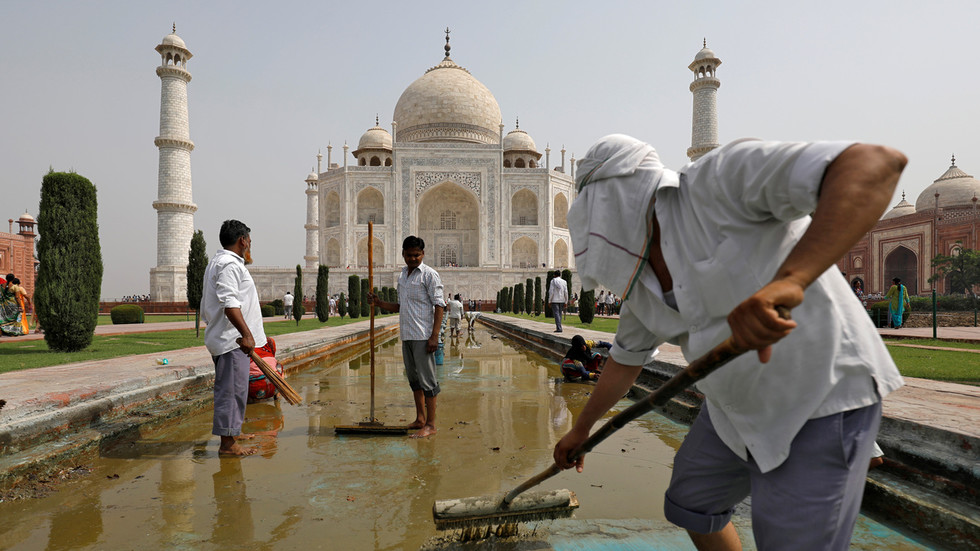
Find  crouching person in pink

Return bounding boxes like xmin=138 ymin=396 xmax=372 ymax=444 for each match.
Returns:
xmin=248 ymin=337 xmax=285 ymax=402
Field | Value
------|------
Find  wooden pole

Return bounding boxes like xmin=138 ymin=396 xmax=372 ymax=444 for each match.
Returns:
xmin=369 ymin=221 xmax=376 ymax=421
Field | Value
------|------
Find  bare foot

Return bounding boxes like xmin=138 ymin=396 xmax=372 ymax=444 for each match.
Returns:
xmin=869 ymin=456 xmax=884 ymax=469
xmin=218 ymin=443 xmax=257 ymax=456
xmin=407 ymin=420 xmax=425 ymax=430
xmin=237 ymin=433 xmax=256 ymax=440
xmin=410 ymin=425 xmax=437 ymax=439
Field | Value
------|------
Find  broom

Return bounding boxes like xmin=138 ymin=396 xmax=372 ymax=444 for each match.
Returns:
xmin=432 ymin=307 xmax=791 ymax=532
xmin=335 ymin=221 xmax=411 ymax=435
xmin=248 ymin=349 xmax=302 ymax=405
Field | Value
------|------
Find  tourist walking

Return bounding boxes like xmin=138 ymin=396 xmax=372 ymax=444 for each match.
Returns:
xmin=554 ymin=134 xmax=907 ymax=550
xmin=202 ymin=219 xmax=267 ymax=456
xmin=368 ymin=236 xmax=446 ymax=438
xmin=283 ymin=291 xmax=293 ymax=320
xmin=548 ymin=270 xmax=568 ymax=333
xmin=447 ymin=294 xmax=464 ymax=338
xmin=885 ymin=277 xmax=911 ymax=329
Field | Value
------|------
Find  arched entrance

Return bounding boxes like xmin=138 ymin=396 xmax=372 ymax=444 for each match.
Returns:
xmin=418 ymin=182 xmax=479 ymax=267
xmin=884 ymin=246 xmax=918 ymax=295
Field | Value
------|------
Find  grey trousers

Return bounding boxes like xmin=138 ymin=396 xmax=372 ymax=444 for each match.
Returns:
xmin=212 ymin=348 xmax=249 ymax=436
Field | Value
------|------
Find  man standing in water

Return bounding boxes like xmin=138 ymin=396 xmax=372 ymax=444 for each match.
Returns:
xmin=202 ymin=219 xmax=266 ymax=456
xmin=368 ymin=236 xmax=445 ymax=438
xmin=555 ymin=135 xmax=906 ymax=550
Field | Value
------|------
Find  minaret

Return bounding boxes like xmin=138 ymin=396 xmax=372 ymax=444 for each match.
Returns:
xmin=150 ymin=25 xmax=197 ymax=301
xmin=687 ymin=39 xmax=722 ymax=162
xmin=304 ymin=166 xmax=319 ymax=269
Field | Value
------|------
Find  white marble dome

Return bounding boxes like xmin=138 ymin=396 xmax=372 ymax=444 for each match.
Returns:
xmin=393 ymin=56 xmax=501 ymax=145
xmin=915 ymin=158 xmax=980 ymax=211
xmin=882 ymin=192 xmax=915 ymax=220
xmin=306 ymin=171 xmax=318 ymax=182
xmin=161 ymin=32 xmax=186 ymax=49
xmin=356 ymin=124 xmax=393 ymax=151
xmin=695 ymin=46 xmax=717 ymax=61
xmin=502 ymin=128 xmax=537 ymax=153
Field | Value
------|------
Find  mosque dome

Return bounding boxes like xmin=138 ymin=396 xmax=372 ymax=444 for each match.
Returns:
xmin=306 ymin=171 xmax=318 ymax=182
xmin=882 ymin=192 xmax=915 ymax=220
xmin=17 ymin=212 xmax=35 ymax=223
xmin=502 ymin=128 xmax=537 ymax=153
xmin=161 ymin=32 xmax=186 ymax=49
xmin=356 ymin=123 xmax=393 ymax=152
xmin=914 ymin=157 xmax=980 ymax=211
xmin=393 ymin=38 xmax=501 ymax=145
xmin=695 ymin=46 xmax=717 ymax=61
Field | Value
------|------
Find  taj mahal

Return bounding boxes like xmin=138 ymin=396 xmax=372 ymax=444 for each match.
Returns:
xmin=150 ymin=29 xmax=980 ymax=304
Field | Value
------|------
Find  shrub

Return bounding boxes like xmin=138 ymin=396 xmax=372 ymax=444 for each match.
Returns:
xmin=360 ymin=278 xmax=370 ymax=318
xmin=261 ymin=304 xmax=275 ymax=317
xmin=525 ymin=278 xmax=534 ymax=314
xmin=513 ymin=283 xmax=524 ymax=313
xmin=348 ymin=275 xmax=360 ymax=319
xmin=316 ymin=265 xmax=329 ymax=322
xmin=110 ymin=304 xmax=144 ymax=324
xmin=35 ymin=171 xmax=103 ymax=352
xmin=579 ymin=289 xmax=595 ymax=324
xmin=269 ymin=299 xmax=284 ymax=316
xmin=534 ymin=277 xmax=542 ymax=316
xmin=544 ymin=272 xmax=554 ymax=318
xmin=868 ymin=300 xmax=909 ymax=328
xmin=338 ymin=292 xmax=348 ymax=318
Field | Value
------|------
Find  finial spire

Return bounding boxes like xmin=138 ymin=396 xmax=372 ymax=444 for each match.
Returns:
xmin=173 ymin=22 xmax=176 ymax=33
xmin=376 ymin=113 xmax=379 ymax=126
xmin=703 ymin=38 xmax=706 ymax=48
xmin=952 ymin=154 xmax=956 ymax=166
xmin=515 ymin=116 xmax=519 ymax=130
xmin=444 ymin=27 xmax=451 ymax=58
xmin=901 ymin=191 xmax=906 ymax=200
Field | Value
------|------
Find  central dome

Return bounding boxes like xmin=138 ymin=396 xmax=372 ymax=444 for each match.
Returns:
xmin=393 ymin=56 xmax=501 ymax=145
xmin=915 ymin=158 xmax=980 ymax=211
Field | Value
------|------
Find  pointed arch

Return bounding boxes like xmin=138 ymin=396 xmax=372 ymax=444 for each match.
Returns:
xmin=418 ymin=182 xmax=479 ymax=267
xmin=356 ymin=236 xmax=384 ymax=268
xmin=511 ymin=237 xmax=537 ymax=269
xmin=324 ymin=190 xmax=341 ymax=227
xmin=511 ymin=189 xmax=538 ymax=225
xmin=884 ymin=246 xmax=918 ymax=295
xmin=356 ymin=187 xmax=384 ymax=224
xmin=326 ymin=238 xmax=341 ymax=267
xmin=554 ymin=238 xmax=569 ymax=268
xmin=554 ymin=192 xmax=569 ymax=229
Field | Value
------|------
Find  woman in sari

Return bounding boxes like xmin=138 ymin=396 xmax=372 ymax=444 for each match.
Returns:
xmin=0 ymin=273 xmax=28 ymax=336
xmin=885 ymin=277 xmax=911 ymax=329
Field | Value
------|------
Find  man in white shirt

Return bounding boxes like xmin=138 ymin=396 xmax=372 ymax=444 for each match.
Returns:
xmin=446 ymin=294 xmax=464 ymax=338
xmin=547 ymin=270 xmax=568 ymax=332
xmin=554 ymin=135 xmax=907 ymax=550
xmin=283 ymin=291 xmax=294 ymax=320
xmin=202 ymin=219 xmax=268 ymax=456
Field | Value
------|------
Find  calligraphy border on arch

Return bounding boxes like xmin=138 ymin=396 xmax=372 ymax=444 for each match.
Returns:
xmin=415 ymin=171 xmax=482 ymax=199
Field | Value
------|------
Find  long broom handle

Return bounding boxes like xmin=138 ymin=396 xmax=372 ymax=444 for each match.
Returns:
xmin=247 ymin=349 xmax=302 ymax=405
xmin=368 ymin=221 xmax=376 ymax=421
xmin=502 ymin=306 xmax=791 ymax=505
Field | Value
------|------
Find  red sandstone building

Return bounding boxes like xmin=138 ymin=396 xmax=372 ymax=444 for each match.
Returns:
xmin=839 ymin=157 xmax=980 ymax=296
xmin=1 ymin=213 xmax=38 ymax=295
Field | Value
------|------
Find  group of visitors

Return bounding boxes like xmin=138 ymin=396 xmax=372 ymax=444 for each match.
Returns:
xmin=121 ymin=294 xmax=151 ymax=302
xmin=0 ymin=273 xmax=33 ymax=337
xmin=595 ymin=290 xmax=620 ymax=315
xmin=444 ymin=293 xmax=480 ymax=338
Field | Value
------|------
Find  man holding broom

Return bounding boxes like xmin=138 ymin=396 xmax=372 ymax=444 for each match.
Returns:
xmin=368 ymin=236 xmax=445 ymax=438
xmin=202 ymin=219 xmax=267 ymax=456
xmin=554 ymin=135 xmax=907 ymax=550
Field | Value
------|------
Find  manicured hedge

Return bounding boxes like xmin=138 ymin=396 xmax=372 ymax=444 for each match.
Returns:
xmin=110 ymin=304 xmax=144 ymax=324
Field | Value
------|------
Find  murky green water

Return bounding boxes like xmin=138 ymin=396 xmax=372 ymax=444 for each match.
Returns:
xmin=0 ymin=327 xmax=941 ymax=550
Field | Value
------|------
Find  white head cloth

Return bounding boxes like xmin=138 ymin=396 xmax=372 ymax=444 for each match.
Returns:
xmin=568 ymin=134 xmax=672 ymax=300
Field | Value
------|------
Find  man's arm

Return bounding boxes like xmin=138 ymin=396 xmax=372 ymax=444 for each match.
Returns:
xmin=554 ymin=356 xmax=643 ymax=471
xmin=428 ymin=305 xmax=444 ymax=353
xmin=225 ymin=307 xmax=255 ymax=355
xmin=727 ymin=143 xmax=907 ymax=362
xmin=367 ymin=292 xmax=400 ymax=313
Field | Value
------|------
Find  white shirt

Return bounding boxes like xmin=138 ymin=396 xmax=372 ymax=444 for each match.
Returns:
xmin=447 ymin=299 xmax=464 ymax=319
xmin=548 ymin=277 xmax=568 ymax=304
xmin=202 ymin=248 xmax=267 ymax=357
xmin=611 ymin=139 xmax=903 ymax=473
xmin=283 ymin=293 xmax=294 ymax=306
xmin=396 ymin=261 xmax=446 ymax=341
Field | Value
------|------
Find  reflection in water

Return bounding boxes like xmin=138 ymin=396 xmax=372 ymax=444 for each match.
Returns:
xmin=0 ymin=326 xmax=932 ymax=550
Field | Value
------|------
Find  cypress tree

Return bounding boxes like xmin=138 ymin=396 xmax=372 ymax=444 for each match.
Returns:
xmin=338 ymin=292 xmax=348 ymax=318
xmin=360 ymin=278 xmax=370 ymax=317
xmin=315 ymin=265 xmax=330 ymax=322
xmin=35 ymin=171 xmax=103 ymax=352
xmin=561 ymin=269 xmax=573 ymax=302
xmin=186 ymin=230 xmax=208 ymax=337
xmin=534 ymin=276 xmax=542 ymax=316
xmin=348 ymin=275 xmax=360 ymax=319
xmin=544 ymin=271 xmax=555 ymax=318
xmin=513 ymin=284 xmax=522 ymax=313
xmin=495 ymin=290 xmax=501 ymax=312
xmin=579 ymin=288 xmax=596 ymax=324
xmin=525 ymin=278 xmax=533 ymax=315
xmin=293 ymin=265 xmax=303 ymax=325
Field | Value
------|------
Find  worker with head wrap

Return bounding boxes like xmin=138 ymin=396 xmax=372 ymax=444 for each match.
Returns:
xmin=554 ymin=134 xmax=907 ymax=550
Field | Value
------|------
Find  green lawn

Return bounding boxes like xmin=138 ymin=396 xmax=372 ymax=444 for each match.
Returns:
xmin=494 ymin=311 xmax=622 ymax=334
xmin=97 ymin=313 xmax=197 ymax=325
xmin=0 ymin=314 xmax=392 ymax=374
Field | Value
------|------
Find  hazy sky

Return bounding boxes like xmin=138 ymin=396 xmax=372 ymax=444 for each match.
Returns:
xmin=4 ymin=1 xmax=978 ymax=298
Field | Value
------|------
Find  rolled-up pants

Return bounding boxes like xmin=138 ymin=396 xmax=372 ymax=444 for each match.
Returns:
xmin=212 ymin=348 xmax=249 ymax=436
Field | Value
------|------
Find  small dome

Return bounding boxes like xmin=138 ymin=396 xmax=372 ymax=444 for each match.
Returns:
xmin=695 ymin=46 xmax=716 ymax=61
xmin=357 ymin=125 xmax=393 ymax=151
xmin=502 ymin=128 xmax=537 ymax=153
xmin=306 ymin=171 xmax=318 ymax=182
xmin=882 ymin=193 xmax=915 ymax=220
xmin=17 ymin=212 xmax=35 ymax=223
xmin=914 ymin=157 xmax=980 ymax=211
xmin=161 ymin=32 xmax=186 ymax=49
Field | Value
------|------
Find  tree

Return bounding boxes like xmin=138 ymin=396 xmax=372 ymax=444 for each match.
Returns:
xmin=315 ymin=265 xmax=330 ymax=322
xmin=513 ymin=284 xmax=523 ymax=313
xmin=186 ymin=230 xmax=208 ymax=337
xmin=35 ymin=171 xmax=103 ymax=352
xmin=360 ymin=278 xmax=370 ymax=318
xmin=930 ymin=244 xmax=980 ymax=300
xmin=544 ymin=271 xmax=555 ymax=318
xmin=348 ymin=275 xmax=360 ymax=319
xmin=525 ymin=278 xmax=534 ymax=315
xmin=496 ymin=290 xmax=501 ymax=311
xmin=561 ymin=269 xmax=573 ymax=301
xmin=579 ymin=288 xmax=596 ymax=324
xmin=293 ymin=265 xmax=304 ymax=325
xmin=338 ymin=292 xmax=348 ymax=318
xmin=534 ymin=276 xmax=543 ymax=316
